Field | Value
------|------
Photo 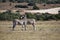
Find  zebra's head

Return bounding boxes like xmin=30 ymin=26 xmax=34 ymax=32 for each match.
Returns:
xmin=21 ymin=16 xmax=24 ymax=19
xmin=20 ymin=15 xmax=25 ymax=19
xmin=20 ymin=14 xmax=27 ymax=19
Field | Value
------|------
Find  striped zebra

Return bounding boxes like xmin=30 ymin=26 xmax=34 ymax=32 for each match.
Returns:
xmin=12 ymin=15 xmax=36 ymax=31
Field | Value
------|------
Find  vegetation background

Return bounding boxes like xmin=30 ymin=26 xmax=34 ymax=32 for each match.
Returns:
xmin=0 ymin=10 xmax=60 ymax=21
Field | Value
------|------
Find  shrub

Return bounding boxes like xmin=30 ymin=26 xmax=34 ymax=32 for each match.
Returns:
xmin=25 ymin=13 xmax=36 ymax=19
xmin=0 ymin=11 xmax=20 ymax=21
xmin=2 ymin=0 xmax=6 ymax=2
xmin=33 ymin=4 xmax=39 ymax=10
xmin=28 ymin=2 xmax=35 ymax=6
xmin=58 ymin=10 xmax=60 ymax=14
xmin=15 ymin=5 xmax=28 ymax=8
xmin=0 ymin=12 xmax=60 ymax=21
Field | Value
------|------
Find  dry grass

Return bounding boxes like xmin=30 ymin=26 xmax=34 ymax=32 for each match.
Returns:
xmin=0 ymin=20 xmax=60 ymax=40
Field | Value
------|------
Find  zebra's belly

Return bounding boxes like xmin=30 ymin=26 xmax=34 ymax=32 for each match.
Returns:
xmin=16 ymin=20 xmax=25 ymax=25
xmin=17 ymin=22 xmax=23 ymax=25
xmin=27 ymin=21 xmax=34 ymax=24
xmin=15 ymin=19 xmax=35 ymax=25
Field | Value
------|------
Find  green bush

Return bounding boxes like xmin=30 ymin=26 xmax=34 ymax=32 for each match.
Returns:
xmin=15 ymin=5 xmax=28 ymax=8
xmin=25 ymin=13 xmax=36 ymax=19
xmin=0 ymin=11 xmax=20 ymax=21
xmin=0 ymin=12 xmax=60 ymax=21
xmin=33 ymin=4 xmax=39 ymax=10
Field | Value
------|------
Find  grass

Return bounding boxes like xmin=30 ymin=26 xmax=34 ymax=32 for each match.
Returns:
xmin=0 ymin=20 xmax=60 ymax=40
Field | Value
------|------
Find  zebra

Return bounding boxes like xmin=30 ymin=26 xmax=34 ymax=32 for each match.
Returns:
xmin=12 ymin=14 xmax=36 ymax=31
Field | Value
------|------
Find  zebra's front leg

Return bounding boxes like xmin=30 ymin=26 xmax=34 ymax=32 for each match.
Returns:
xmin=21 ymin=24 xmax=26 ymax=31
xmin=21 ymin=24 xmax=24 ymax=31
xmin=24 ymin=24 xmax=26 ymax=31
xmin=23 ymin=22 xmax=27 ymax=31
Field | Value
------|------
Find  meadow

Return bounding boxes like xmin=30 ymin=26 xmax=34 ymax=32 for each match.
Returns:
xmin=0 ymin=20 xmax=60 ymax=40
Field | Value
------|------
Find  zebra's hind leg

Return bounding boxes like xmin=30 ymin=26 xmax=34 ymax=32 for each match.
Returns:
xmin=12 ymin=22 xmax=16 ymax=31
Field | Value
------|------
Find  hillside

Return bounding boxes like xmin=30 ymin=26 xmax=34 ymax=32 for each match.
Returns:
xmin=0 ymin=2 xmax=60 ymax=10
xmin=0 ymin=0 xmax=60 ymax=4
